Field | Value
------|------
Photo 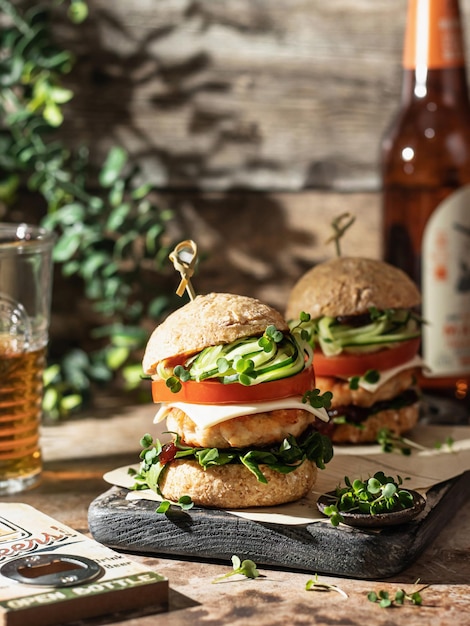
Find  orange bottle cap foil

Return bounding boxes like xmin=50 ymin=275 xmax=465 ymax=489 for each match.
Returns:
xmin=403 ymin=0 xmax=466 ymax=69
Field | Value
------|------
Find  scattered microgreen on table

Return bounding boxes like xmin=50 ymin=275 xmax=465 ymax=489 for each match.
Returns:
xmin=212 ymin=556 xmax=260 ymax=583
xmin=305 ymin=574 xmax=348 ymax=599
xmin=367 ymin=581 xmax=430 ymax=608
xmin=434 ymin=436 xmax=455 ymax=450
xmin=322 ymin=472 xmax=414 ymax=526
xmin=376 ymin=428 xmax=427 ymax=455
xmin=377 ymin=428 xmax=454 ymax=455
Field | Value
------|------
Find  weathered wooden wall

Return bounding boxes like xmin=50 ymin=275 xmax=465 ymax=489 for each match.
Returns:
xmin=49 ymin=0 xmax=470 ymax=307
xmin=56 ymin=0 xmax=470 ymax=192
xmin=57 ymin=0 xmax=399 ymax=192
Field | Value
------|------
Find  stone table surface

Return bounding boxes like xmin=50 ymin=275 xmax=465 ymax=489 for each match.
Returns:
xmin=4 ymin=404 xmax=470 ymax=626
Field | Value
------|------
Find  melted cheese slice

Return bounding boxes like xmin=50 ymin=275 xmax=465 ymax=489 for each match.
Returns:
xmin=348 ymin=355 xmax=424 ymax=393
xmin=153 ymin=397 xmax=329 ymax=430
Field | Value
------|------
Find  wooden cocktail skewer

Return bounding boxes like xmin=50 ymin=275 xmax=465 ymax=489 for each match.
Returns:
xmin=169 ymin=239 xmax=198 ymax=300
xmin=325 ymin=212 xmax=355 ymax=257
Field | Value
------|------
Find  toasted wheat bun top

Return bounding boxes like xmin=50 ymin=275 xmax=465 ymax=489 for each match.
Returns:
xmin=285 ymin=257 xmax=421 ymax=320
xmin=143 ymin=292 xmax=289 ymax=375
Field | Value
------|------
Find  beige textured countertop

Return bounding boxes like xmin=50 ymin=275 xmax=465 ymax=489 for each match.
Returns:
xmin=3 ymin=404 xmax=470 ymax=626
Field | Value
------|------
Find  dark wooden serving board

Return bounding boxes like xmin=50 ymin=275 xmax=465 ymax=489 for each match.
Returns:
xmin=88 ymin=470 xmax=470 ymax=580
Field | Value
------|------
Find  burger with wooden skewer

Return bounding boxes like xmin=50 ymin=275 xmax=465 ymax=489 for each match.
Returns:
xmin=285 ymin=215 xmax=423 ymax=445
xmin=130 ymin=240 xmax=333 ymax=509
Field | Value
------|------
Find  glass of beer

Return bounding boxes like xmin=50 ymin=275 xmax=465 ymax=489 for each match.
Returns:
xmin=0 ymin=223 xmax=55 ymax=495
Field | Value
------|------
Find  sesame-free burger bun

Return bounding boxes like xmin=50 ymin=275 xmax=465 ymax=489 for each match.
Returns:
xmin=159 ymin=458 xmax=317 ymax=509
xmin=143 ymin=292 xmax=288 ymax=375
xmin=286 ymin=257 xmax=421 ymax=320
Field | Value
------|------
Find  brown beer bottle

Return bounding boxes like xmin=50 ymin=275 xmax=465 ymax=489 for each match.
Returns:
xmin=381 ymin=0 xmax=470 ymax=416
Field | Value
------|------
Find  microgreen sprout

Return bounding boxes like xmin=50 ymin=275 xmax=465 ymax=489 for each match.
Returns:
xmin=165 ymin=376 xmax=182 ymax=393
xmin=156 ymin=495 xmax=194 ymax=514
xmin=303 ymin=389 xmax=333 ymax=410
xmin=212 ymin=555 xmax=260 ymax=583
xmin=140 ymin=433 xmax=154 ymax=448
xmin=166 ymin=365 xmax=191 ymax=393
xmin=325 ymin=212 xmax=356 ymax=257
xmin=305 ymin=574 xmax=348 ymax=599
xmin=332 ymin=415 xmax=365 ymax=430
xmin=349 ymin=369 xmax=380 ymax=390
xmin=265 ymin=324 xmax=285 ymax=344
xmin=367 ymin=580 xmax=430 ymax=608
xmin=377 ymin=428 xmax=428 ymax=455
xmin=434 ymin=436 xmax=454 ymax=451
xmin=216 ymin=357 xmax=230 ymax=373
xmin=322 ymin=472 xmax=414 ymax=525
xmin=289 ymin=312 xmax=315 ymax=344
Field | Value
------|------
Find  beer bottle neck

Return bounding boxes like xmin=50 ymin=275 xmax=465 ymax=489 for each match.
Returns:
xmin=401 ymin=0 xmax=470 ymax=105
xmin=401 ymin=67 xmax=470 ymax=105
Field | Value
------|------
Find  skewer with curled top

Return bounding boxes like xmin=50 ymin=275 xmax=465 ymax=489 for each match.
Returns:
xmin=169 ymin=239 xmax=198 ymax=300
xmin=325 ymin=212 xmax=355 ymax=257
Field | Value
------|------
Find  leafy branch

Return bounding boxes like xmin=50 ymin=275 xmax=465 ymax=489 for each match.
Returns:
xmin=0 ymin=1 xmax=174 ymax=417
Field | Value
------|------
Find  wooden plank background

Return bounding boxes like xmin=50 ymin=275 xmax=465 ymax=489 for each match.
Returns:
xmin=56 ymin=0 xmax=403 ymax=192
xmin=49 ymin=0 xmax=470 ymax=307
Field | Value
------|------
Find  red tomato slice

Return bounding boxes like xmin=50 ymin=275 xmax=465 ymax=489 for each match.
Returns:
xmin=152 ymin=367 xmax=315 ymax=405
xmin=313 ymin=338 xmax=421 ymax=378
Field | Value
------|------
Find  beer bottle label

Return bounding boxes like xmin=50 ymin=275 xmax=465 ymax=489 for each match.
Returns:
xmin=422 ymin=186 xmax=470 ymax=376
xmin=404 ymin=0 xmax=465 ymax=70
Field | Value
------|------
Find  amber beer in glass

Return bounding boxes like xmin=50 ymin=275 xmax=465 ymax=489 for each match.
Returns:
xmin=0 ymin=223 xmax=55 ymax=494
xmin=381 ymin=0 xmax=470 ymax=414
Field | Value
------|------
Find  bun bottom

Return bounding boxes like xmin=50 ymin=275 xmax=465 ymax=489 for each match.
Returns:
xmin=159 ymin=459 xmax=317 ymax=509
xmin=331 ymin=402 xmax=420 ymax=444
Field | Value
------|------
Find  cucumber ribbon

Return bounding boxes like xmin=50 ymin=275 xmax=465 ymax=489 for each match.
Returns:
xmin=157 ymin=324 xmax=313 ymax=387
xmin=290 ymin=309 xmax=421 ymax=357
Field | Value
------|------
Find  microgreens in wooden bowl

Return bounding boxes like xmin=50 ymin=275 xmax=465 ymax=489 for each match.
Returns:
xmin=317 ymin=471 xmax=426 ymax=528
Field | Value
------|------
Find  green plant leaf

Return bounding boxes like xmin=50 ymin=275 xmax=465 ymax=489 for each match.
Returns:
xmin=107 ymin=202 xmax=131 ymax=230
xmin=42 ymin=203 xmax=86 ymax=227
xmin=1 ymin=0 xmax=171 ymax=419
xmin=80 ymin=252 xmax=110 ymax=280
xmin=99 ymin=147 xmax=127 ymax=187
xmin=114 ymin=230 xmax=137 ymax=259
xmin=53 ymin=231 xmax=82 ymax=261
xmin=68 ymin=1 xmax=89 ymax=23
xmin=60 ymin=394 xmax=83 ymax=413
xmin=122 ymin=363 xmax=145 ymax=389
xmin=105 ymin=346 xmax=130 ymax=370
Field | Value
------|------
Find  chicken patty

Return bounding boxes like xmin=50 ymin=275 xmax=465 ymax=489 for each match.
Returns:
xmin=165 ymin=407 xmax=316 ymax=449
xmin=315 ymin=368 xmax=418 ymax=408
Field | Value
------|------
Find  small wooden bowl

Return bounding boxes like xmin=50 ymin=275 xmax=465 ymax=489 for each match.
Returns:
xmin=317 ymin=490 xmax=426 ymax=528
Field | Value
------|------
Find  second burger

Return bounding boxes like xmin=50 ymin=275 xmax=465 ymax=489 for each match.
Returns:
xmin=285 ymin=257 xmax=423 ymax=444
